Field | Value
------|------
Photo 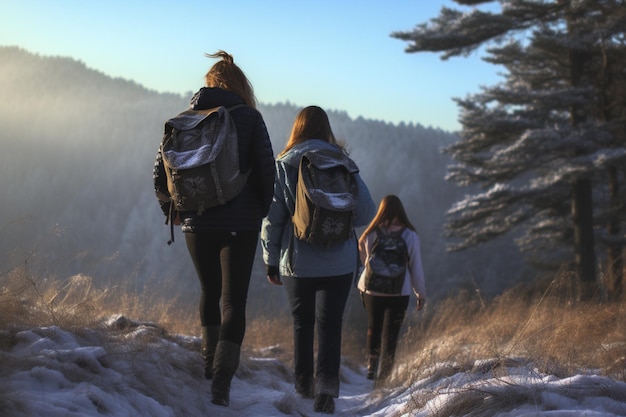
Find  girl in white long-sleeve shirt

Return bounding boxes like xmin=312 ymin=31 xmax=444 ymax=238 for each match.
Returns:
xmin=357 ymin=194 xmax=426 ymax=383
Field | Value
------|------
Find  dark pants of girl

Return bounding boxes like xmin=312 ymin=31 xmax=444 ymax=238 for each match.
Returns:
xmin=362 ymin=293 xmax=409 ymax=381
xmin=185 ymin=230 xmax=259 ymax=344
xmin=283 ymin=273 xmax=353 ymax=398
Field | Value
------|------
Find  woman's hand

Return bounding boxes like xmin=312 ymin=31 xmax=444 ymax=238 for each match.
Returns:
xmin=267 ymin=275 xmax=283 ymax=286
xmin=416 ymin=298 xmax=425 ymax=311
xmin=266 ymin=265 xmax=282 ymax=285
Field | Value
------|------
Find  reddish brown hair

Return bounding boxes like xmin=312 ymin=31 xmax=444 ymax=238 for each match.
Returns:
xmin=359 ymin=195 xmax=416 ymax=246
xmin=204 ymin=50 xmax=257 ymax=109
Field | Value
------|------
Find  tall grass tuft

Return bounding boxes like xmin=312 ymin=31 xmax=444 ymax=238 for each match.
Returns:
xmin=392 ymin=269 xmax=626 ymax=387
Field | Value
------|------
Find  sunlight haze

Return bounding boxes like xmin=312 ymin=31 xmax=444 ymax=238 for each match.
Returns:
xmin=1 ymin=0 xmax=501 ymax=131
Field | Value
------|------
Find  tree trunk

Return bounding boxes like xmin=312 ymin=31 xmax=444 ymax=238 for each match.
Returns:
xmin=572 ymin=178 xmax=597 ymax=300
xmin=607 ymin=166 xmax=623 ymax=300
xmin=568 ymin=13 xmax=596 ymax=298
xmin=598 ymin=40 xmax=624 ymax=300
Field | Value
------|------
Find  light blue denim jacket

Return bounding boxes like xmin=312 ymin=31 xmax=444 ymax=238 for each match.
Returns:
xmin=261 ymin=139 xmax=376 ymax=278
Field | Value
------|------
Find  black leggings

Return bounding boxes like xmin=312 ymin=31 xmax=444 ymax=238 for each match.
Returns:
xmin=185 ymin=230 xmax=259 ymax=345
xmin=362 ymin=293 xmax=409 ymax=378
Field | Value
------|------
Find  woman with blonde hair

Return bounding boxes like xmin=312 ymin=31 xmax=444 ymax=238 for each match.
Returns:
xmin=357 ymin=194 xmax=426 ymax=383
xmin=154 ymin=50 xmax=275 ymax=407
xmin=261 ymin=106 xmax=376 ymax=414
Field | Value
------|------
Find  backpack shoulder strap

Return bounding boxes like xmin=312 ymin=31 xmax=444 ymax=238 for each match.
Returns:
xmin=303 ymin=149 xmax=359 ymax=174
xmin=226 ymin=103 xmax=247 ymax=112
xmin=395 ymin=227 xmax=409 ymax=257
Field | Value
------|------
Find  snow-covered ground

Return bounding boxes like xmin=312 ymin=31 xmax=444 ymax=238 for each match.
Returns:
xmin=2 ymin=315 xmax=626 ymax=417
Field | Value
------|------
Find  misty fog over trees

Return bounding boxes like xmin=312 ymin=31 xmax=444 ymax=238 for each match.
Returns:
xmin=1 ymin=46 xmax=533 ymax=316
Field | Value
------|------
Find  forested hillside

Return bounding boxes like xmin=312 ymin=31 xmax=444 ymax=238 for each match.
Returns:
xmin=0 ymin=46 xmax=527 ymax=313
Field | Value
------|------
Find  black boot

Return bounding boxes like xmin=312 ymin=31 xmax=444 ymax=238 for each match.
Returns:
xmin=314 ymin=394 xmax=335 ymax=414
xmin=211 ymin=340 xmax=240 ymax=407
xmin=366 ymin=354 xmax=379 ymax=380
xmin=201 ymin=326 xmax=220 ymax=379
xmin=295 ymin=374 xmax=314 ymax=399
xmin=376 ymin=353 xmax=395 ymax=386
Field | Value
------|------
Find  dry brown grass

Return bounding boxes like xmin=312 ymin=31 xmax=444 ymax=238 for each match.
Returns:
xmin=3 ymin=262 xmax=626 ymax=387
xmin=393 ymin=270 xmax=626 ymax=387
xmin=0 ymin=264 xmax=196 ymax=336
xmin=5 ymin=261 xmax=626 ymax=417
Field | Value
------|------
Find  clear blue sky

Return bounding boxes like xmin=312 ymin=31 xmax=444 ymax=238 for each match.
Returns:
xmin=1 ymin=1 xmax=501 ymax=131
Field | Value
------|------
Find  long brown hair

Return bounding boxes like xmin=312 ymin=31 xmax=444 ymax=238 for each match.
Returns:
xmin=204 ymin=50 xmax=257 ymax=109
xmin=278 ymin=106 xmax=345 ymax=157
xmin=359 ymin=195 xmax=416 ymax=245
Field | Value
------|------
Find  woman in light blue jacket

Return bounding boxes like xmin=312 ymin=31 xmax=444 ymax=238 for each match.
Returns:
xmin=261 ymin=106 xmax=375 ymax=414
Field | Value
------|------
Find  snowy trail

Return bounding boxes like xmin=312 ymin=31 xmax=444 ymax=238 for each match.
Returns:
xmin=3 ymin=316 xmax=626 ymax=416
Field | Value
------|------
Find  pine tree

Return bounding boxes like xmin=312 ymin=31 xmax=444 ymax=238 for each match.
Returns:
xmin=393 ymin=0 xmax=626 ymax=298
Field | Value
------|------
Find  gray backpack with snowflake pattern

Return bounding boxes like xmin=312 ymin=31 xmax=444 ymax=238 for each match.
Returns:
xmin=161 ymin=104 xmax=248 ymax=215
xmin=292 ymin=148 xmax=359 ymax=245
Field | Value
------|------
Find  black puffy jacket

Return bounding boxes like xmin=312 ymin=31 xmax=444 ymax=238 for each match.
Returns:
xmin=153 ymin=87 xmax=275 ymax=232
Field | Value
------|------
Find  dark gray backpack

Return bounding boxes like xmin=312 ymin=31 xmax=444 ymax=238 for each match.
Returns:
xmin=292 ymin=148 xmax=359 ymax=245
xmin=364 ymin=227 xmax=408 ymax=294
xmin=161 ymin=104 xmax=248 ymax=215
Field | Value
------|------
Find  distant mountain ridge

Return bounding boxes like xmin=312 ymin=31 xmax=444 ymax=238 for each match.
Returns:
xmin=0 ymin=46 xmax=526 ymax=307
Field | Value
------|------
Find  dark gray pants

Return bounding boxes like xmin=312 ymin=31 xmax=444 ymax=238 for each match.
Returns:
xmin=283 ymin=273 xmax=353 ymax=397
xmin=362 ymin=293 xmax=409 ymax=380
